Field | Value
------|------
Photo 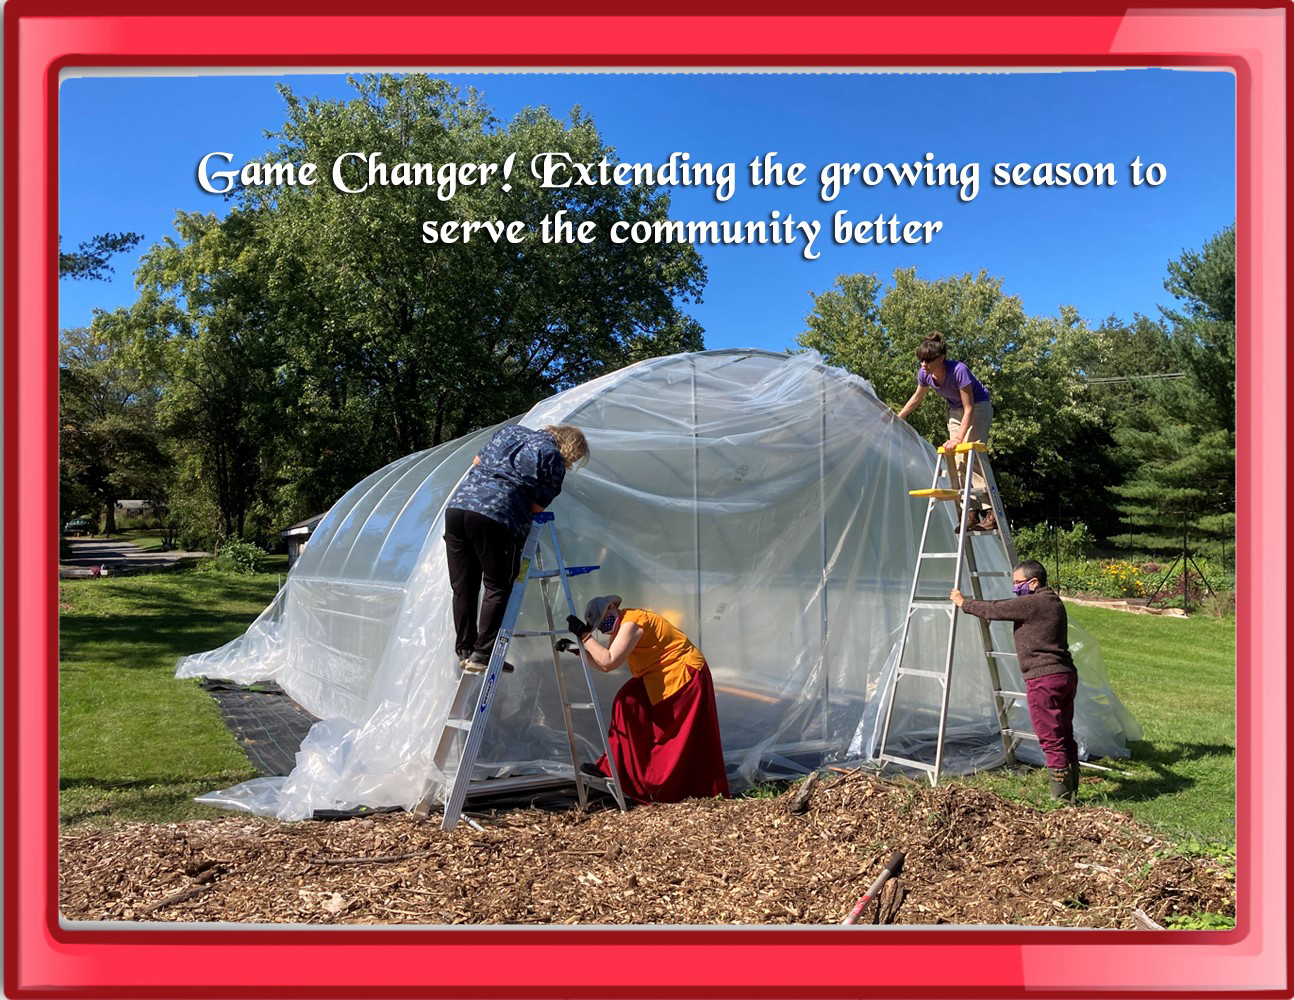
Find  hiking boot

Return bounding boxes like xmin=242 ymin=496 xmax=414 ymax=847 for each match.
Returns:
xmin=579 ymin=761 xmax=606 ymax=778
xmin=955 ymin=509 xmax=981 ymax=534
xmin=1047 ymin=767 xmax=1075 ymax=804
xmin=975 ymin=509 xmax=998 ymax=532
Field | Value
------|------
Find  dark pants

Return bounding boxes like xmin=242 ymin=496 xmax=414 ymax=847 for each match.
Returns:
xmin=1026 ymin=671 xmax=1079 ymax=770
xmin=444 ymin=508 xmax=520 ymax=660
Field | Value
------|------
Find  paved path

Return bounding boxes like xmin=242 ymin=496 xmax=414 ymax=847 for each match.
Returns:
xmin=59 ymin=537 xmax=211 ymax=578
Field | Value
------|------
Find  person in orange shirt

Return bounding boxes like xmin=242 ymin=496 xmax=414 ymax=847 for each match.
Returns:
xmin=567 ymin=595 xmax=729 ymax=803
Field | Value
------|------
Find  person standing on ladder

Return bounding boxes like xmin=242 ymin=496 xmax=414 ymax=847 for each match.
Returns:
xmin=895 ymin=332 xmax=996 ymax=531
xmin=566 ymin=596 xmax=729 ymax=804
xmin=444 ymin=424 xmax=589 ymax=672
xmin=950 ymin=560 xmax=1080 ymax=803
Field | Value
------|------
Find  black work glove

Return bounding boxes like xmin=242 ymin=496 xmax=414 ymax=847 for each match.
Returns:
xmin=566 ymin=614 xmax=592 ymax=640
xmin=554 ymin=638 xmax=579 ymax=654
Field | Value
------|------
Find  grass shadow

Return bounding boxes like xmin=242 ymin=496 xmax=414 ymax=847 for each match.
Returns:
xmin=1090 ymin=739 xmax=1234 ymax=805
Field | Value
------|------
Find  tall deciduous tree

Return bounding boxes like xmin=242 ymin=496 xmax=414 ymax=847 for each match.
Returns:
xmin=254 ymin=75 xmax=705 ymax=456
xmin=798 ymin=268 xmax=1119 ymax=530
xmin=59 ymin=327 xmax=170 ymax=532
xmin=95 ymin=209 xmax=285 ymax=543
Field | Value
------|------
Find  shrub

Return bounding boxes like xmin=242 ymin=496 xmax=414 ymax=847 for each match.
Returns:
xmin=213 ymin=538 xmax=266 ymax=575
xmin=1013 ymin=521 xmax=1093 ymax=563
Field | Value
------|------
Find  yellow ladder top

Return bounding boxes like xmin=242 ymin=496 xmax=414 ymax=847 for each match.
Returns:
xmin=910 ymin=488 xmax=961 ymax=499
xmin=941 ymin=441 xmax=987 ymax=454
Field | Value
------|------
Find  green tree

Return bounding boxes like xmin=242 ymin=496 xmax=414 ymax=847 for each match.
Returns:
xmin=1112 ymin=226 xmax=1236 ymax=553
xmin=253 ymin=75 xmax=705 ymax=457
xmin=59 ymin=327 xmax=170 ymax=533
xmin=798 ymin=268 xmax=1119 ymax=529
xmin=95 ymin=209 xmax=285 ymax=545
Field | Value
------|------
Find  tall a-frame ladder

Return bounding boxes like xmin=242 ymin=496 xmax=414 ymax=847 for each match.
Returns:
xmin=876 ymin=442 xmax=1040 ymax=784
xmin=417 ymin=512 xmax=628 ymax=830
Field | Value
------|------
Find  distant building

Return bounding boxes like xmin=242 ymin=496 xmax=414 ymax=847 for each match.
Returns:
xmin=280 ymin=514 xmax=326 ymax=567
xmin=114 ymin=499 xmax=162 ymax=521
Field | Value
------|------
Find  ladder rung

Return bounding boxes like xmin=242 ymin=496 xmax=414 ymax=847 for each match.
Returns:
xmin=566 ymin=702 xmax=595 ymax=710
xmin=987 ymin=651 xmax=1018 ymax=659
xmin=443 ymin=718 xmax=473 ymax=731
xmin=971 ymin=570 xmax=1009 ymax=578
xmin=1002 ymin=728 xmax=1039 ymax=742
xmin=910 ymin=488 xmax=960 ymax=500
xmin=920 ymin=551 xmax=961 ymax=559
xmin=996 ymin=689 xmax=1027 ymax=700
xmin=897 ymin=668 xmax=947 ymax=681
xmin=878 ymin=754 xmax=937 ymax=773
xmin=511 ymin=629 xmax=566 ymax=637
xmin=909 ymin=600 xmax=953 ymax=610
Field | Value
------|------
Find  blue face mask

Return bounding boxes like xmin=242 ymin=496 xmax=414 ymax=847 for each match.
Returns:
xmin=597 ymin=610 xmax=618 ymax=634
xmin=1013 ymin=580 xmax=1031 ymax=597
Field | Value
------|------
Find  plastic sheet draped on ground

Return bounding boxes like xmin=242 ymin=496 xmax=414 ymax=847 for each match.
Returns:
xmin=176 ymin=349 xmax=1141 ymax=819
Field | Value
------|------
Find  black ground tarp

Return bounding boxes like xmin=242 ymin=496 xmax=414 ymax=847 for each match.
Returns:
xmin=201 ymin=679 xmax=318 ymax=777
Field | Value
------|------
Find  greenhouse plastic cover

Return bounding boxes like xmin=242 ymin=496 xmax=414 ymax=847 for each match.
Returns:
xmin=176 ymin=349 xmax=1142 ymax=819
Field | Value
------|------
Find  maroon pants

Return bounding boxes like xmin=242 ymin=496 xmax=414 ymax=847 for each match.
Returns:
xmin=1026 ymin=671 xmax=1079 ymax=770
xmin=595 ymin=662 xmax=729 ymax=803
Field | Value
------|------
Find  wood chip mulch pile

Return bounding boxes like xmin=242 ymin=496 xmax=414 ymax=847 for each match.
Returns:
xmin=59 ymin=772 xmax=1234 ymax=927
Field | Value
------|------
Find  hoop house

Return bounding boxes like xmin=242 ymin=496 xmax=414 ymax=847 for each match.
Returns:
xmin=177 ymin=349 xmax=1140 ymax=818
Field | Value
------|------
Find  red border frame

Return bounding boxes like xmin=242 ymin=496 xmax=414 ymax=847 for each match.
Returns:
xmin=6 ymin=4 xmax=1287 ymax=997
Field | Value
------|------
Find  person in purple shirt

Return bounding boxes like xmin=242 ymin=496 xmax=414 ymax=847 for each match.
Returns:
xmin=896 ymin=332 xmax=996 ymax=531
xmin=444 ymin=423 xmax=589 ymax=672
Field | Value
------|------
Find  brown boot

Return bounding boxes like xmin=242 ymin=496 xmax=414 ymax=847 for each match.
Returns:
xmin=955 ymin=509 xmax=981 ymax=534
xmin=1047 ymin=768 xmax=1074 ymax=804
xmin=974 ymin=508 xmax=998 ymax=532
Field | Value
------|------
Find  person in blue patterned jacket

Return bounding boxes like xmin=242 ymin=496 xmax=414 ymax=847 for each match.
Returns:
xmin=444 ymin=424 xmax=589 ymax=672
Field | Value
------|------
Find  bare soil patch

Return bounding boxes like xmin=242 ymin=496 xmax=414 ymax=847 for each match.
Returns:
xmin=59 ymin=773 xmax=1233 ymax=927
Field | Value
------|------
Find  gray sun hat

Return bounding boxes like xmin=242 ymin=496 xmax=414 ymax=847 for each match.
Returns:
xmin=584 ymin=595 xmax=623 ymax=628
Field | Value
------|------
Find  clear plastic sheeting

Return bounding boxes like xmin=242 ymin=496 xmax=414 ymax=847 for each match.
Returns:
xmin=175 ymin=349 xmax=1141 ymax=818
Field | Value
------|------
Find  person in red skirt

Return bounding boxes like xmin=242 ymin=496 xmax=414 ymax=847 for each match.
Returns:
xmin=566 ymin=595 xmax=729 ymax=804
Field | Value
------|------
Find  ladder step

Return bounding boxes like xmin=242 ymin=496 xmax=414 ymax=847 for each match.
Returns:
xmin=566 ymin=702 xmax=595 ymax=710
xmin=909 ymin=600 xmax=953 ymax=610
xmin=443 ymin=718 xmax=473 ymax=731
xmin=1002 ymin=728 xmax=1039 ymax=742
xmin=971 ymin=570 xmax=1009 ymax=578
xmin=530 ymin=565 xmax=600 ymax=579
xmin=511 ymin=629 xmax=568 ymax=637
xmin=996 ymin=689 xmax=1027 ymax=700
xmin=878 ymin=753 xmax=937 ymax=773
xmin=896 ymin=668 xmax=947 ymax=681
xmin=919 ymin=551 xmax=961 ymax=559
xmin=986 ymin=650 xmax=1018 ymax=659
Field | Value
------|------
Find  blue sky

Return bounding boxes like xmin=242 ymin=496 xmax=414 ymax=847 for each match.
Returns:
xmin=59 ymin=69 xmax=1235 ymax=355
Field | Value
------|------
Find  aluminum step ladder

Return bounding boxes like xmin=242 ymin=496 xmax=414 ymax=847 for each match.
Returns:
xmin=876 ymin=442 xmax=1038 ymax=785
xmin=422 ymin=512 xmax=628 ymax=830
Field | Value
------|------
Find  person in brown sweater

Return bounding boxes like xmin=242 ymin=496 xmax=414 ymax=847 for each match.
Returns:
xmin=951 ymin=559 xmax=1080 ymax=803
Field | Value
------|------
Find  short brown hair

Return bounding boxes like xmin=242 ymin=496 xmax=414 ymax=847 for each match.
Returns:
xmin=546 ymin=424 xmax=589 ymax=469
xmin=916 ymin=332 xmax=948 ymax=363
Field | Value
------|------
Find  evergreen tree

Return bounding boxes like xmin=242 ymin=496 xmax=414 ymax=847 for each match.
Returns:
xmin=1112 ymin=226 xmax=1235 ymax=554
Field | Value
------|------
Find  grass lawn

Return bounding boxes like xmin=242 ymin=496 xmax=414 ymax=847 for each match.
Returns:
xmin=60 ymin=571 xmax=1236 ymax=852
xmin=59 ymin=567 xmax=275 ymax=826
xmin=950 ymin=603 xmax=1236 ymax=847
